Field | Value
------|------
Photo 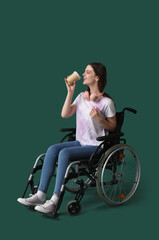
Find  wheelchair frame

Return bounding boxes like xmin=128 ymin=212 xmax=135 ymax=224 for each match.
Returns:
xmin=21 ymin=107 xmax=141 ymax=216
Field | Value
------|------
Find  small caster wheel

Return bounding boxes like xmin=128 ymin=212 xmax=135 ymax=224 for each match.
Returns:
xmin=66 ymin=200 xmax=81 ymax=216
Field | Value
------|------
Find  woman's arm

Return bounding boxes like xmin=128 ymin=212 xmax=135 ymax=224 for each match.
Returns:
xmin=61 ymin=79 xmax=76 ymax=118
xmin=98 ymin=115 xmax=116 ymax=132
xmin=89 ymin=107 xmax=117 ymax=132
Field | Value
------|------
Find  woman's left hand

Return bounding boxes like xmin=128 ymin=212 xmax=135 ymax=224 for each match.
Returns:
xmin=89 ymin=107 xmax=103 ymax=122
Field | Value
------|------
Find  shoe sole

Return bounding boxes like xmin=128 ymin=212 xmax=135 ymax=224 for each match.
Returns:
xmin=35 ymin=206 xmax=59 ymax=217
xmin=17 ymin=198 xmax=45 ymax=207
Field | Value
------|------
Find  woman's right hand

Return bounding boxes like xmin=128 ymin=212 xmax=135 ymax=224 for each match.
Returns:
xmin=64 ymin=78 xmax=76 ymax=94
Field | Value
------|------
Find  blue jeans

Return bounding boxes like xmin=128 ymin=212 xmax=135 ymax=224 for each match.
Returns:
xmin=38 ymin=141 xmax=99 ymax=195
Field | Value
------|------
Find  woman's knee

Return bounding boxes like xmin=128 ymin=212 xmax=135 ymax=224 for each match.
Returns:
xmin=43 ymin=144 xmax=60 ymax=164
xmin=46 ymin=144 xmax=60 ymax=155
xmin=58 ymin=148 xmax=72 ymax=162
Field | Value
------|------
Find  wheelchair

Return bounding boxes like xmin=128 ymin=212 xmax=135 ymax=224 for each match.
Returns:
xmin=21 ymin=107 xmax=141 ymax=216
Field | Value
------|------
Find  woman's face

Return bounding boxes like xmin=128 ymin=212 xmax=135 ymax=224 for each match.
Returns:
xmin=83 ymin=65 xmax=99 ymax=86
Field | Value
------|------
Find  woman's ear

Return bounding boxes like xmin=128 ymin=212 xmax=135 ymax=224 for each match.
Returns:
xmin=95 ymin=76 xmax=100 ymax=82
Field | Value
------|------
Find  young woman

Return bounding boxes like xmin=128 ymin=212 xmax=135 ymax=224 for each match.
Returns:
xmin=17 ymin=62 xmax=116 ymax=216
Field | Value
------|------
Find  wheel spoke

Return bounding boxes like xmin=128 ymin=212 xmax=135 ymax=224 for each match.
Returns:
xmin=96 ymin=144 xmax=140 ymax=206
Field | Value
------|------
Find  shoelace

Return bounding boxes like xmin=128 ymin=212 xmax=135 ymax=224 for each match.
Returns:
xmin=28 ymin=194 xmax=38 ymax=200
xmin=30 ymin=194 xmax=38 ymax=200
xmin=43 ymin=200 xmax=54 ymax=208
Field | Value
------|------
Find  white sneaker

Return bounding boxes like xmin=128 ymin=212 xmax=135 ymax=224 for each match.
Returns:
xmin=17 ymin=194 xmax=46 ymax=207
xmin=35 ymin=200 xmax=57 ymax=216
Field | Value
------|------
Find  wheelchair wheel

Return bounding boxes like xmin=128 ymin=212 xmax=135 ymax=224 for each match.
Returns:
xmin=66 ymin=200 xmax=81 ymax=216
xmin=65 ymin=176 xmax=91 ymax=193
xmin=64 ymin=162 xmax=92 ymax=193
xmin=96 ymin=144 xmax=141 ymax=206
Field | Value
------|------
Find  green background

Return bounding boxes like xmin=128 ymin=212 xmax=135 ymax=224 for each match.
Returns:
xmin=1 ymin=0 xmax=158 ymax=239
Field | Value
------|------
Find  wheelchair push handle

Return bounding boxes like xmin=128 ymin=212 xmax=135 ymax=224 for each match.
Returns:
xmin=123 ymin=107 xmax=137 ymax=114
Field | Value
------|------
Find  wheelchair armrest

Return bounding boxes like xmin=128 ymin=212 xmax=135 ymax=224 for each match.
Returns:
xmin=96 ymin=132 xmax=124 ymax=142
xmin=60 ymin=128 xmax=76 ymax=143
xmin=60 ymin=128 xmax=76 ymax=133
xmin=88 ymin=132 xmax=124 ymax=167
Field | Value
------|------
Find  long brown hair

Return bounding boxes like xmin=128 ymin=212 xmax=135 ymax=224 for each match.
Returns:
xmin=87 ymin=62 xmax=111 ymax=99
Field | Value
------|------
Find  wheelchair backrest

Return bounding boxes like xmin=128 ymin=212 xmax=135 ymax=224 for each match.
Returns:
xmin=114 ymin=107 xmax=137 ymax=134
xmin=114 ymin=111 xmax=124 ymax=134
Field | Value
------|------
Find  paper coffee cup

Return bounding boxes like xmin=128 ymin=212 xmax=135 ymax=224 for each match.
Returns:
xmin=67 ymin=71 xmax=81 ymax=85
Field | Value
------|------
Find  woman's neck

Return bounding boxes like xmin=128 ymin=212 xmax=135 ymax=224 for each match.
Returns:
xmin=89 ymin=86 xmax=101 ymax=95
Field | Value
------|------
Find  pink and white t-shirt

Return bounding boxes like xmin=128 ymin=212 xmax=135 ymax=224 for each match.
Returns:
xmin=73 ymin=92 xmax=116 ymax=146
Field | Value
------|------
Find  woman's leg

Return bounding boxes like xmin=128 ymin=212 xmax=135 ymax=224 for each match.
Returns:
xmin=53 ymin=145 xmax=98 ymax=195
xmin=38 ymin=141 xmax=81 ymax=193
xmin=35 ymin=144 xmax=100 ymax=214
xmin=17 ymin=141 xmax=81 ymax=207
